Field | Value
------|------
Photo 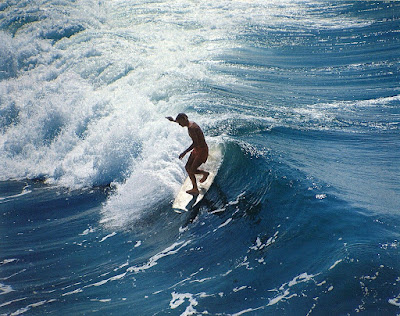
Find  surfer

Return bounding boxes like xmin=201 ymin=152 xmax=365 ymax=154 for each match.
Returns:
xmin=166 ymin=113 xmax=209 ymax=195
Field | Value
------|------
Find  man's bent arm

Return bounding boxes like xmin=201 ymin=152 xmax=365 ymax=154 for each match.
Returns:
xmin=180 ymin=143 xmax=194 ymax=159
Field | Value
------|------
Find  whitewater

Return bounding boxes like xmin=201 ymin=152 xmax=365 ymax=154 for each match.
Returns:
xmin=1 ymin=0 xmax=399 ymax=315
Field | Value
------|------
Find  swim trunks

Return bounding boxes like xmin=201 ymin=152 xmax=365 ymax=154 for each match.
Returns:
xmin=191 ymin=146 xmax=208 ymax=164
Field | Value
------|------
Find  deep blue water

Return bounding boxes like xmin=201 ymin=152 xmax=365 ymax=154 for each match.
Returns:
xmin=1 ymin=1 xmax=399 ymax=315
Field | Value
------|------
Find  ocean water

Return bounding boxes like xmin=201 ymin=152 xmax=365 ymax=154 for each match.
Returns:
xmin=1 ymin=0 xmax=399 ymax=315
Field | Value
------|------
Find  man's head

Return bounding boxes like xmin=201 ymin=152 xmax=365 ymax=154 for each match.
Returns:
xmin=175 ymin=113 xmax=189 ymax=127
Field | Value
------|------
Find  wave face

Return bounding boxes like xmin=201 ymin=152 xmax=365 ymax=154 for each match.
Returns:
xmin=1 ymin=1 xmax=399 ymax=315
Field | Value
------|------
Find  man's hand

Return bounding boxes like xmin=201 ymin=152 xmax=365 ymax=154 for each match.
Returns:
xmin=166 ymin=116 xmax=175 ymax=122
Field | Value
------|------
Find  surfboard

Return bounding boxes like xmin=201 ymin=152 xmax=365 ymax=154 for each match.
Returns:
xmin=172 ymin=144 xmax=223 ymax=213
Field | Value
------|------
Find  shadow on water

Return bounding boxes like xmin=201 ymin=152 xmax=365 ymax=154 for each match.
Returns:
xmin=182 ymin=184 xmax=228 ymax=226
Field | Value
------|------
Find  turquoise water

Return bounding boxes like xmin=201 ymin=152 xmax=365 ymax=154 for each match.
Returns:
xmin=1 ymin=1 xmax=399 ymax=315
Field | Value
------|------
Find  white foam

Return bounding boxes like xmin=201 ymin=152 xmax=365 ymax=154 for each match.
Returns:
xmin=99 ymin=232 xmax=116 ymax=243
xmin=1 ymin=269 xmax=27 ymax=281
xmin=267 ymin=289 xmax=297 ymax=306
xmin=91 ymin=272 xmax=126 ymax=287
xmin=287 ymin=272 xmax=316 ymax=288
xmin=267 ymin=272 xmax=318 ymax=306
xmin=190 ymin=277 xmax=212 ymax=284
xmin=233 ymin=286 xmax=248 ymax=292
xmin=0 ymin=259 xmax=18 ymax=265
xmin=0 ymin=189 xmax=32 ymax=203
xmin=329 ymin=259 xmax=342 ymax=270
xmin=62 ymin=272 xmax=127 ymax=297
xmin=0 ymin=283 xmax=14 ymax=295
xmin=79 ymin=226 xmax=95 ymax=236
xmin=250 ymin=231 xmax=279 ymax=251
xmin=90 ymin=298 xmax=111 ymax=303
xmin=127 ymin=240 xmax=190 ymax=273
xmin=216 ymin=218 xmax=232 ymax=230
xmin=315 ymin=194 xmax=327 ymax=200
xmin=62 ymin=288 xmax=83 ymax=296
xmin=388 ymin=293 xmax=400 ymax=307
xmin=0 ymin=297 xmax=27 ymax=309
xmin=170 ymin=291 xmax=205 ymax=316
xmin=232 ymin=306 xmax=265 ymax=316
xmin=8 ymin=299 xmax=56 ymax=316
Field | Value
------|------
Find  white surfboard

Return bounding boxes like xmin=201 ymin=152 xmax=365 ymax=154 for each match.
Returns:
xmin=172 ymin=144 xmax=223 ymax=213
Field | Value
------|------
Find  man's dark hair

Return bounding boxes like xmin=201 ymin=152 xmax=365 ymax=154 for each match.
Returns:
xmin=176 ymin=113 xmax=188 ymax=121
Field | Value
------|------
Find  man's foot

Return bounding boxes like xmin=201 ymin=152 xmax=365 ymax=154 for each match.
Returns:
xmin=200 ymin=172 xmax=209 ymax=183
xmin=186 ymin=188 xmax=199 ymax=195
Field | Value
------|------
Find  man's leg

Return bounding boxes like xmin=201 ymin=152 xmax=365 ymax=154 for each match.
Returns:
xmin=187 ymin=173 xmax=198 ymax=194
xmin=193 ymin=148 xmax=209 ymax=183
xmin=194 ymin=168 xmax=209 ymax=183
xmin=185 ymin=154 xmax=199 ymax=194
xmin=187 ymin=158 xmax=210 ymax=194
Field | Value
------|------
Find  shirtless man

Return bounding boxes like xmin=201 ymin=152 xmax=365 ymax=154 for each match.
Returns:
xmin=166 ymin=113 xmax=209 ymax=195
